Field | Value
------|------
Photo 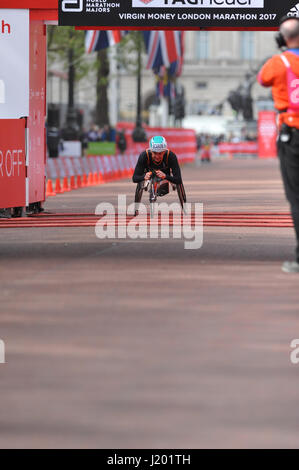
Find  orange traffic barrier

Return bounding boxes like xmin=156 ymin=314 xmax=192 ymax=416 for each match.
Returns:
xmin=77 ymin=175 xmax=82 ymax=188
xmin=87 ymin=172 xmax=94 ymax=186
xmin=98 ymin=172 xmax=104 ymax=184
xmin=93 ymin=172 xmax=99 ymax=185
xmin=102 ymin=171 xmax=108 ymax=183
xmin=82 ymin=174 xmax=88 ymax=187
xmin=55 ymin=178 xmax=64 ymax=194
xmin=62 ymin=177 xmax=71 ymax=192
xmin=70 ymin=175 xmax=78 ymax=190
xmin=46 ymin=179 xmax=56 ymax=197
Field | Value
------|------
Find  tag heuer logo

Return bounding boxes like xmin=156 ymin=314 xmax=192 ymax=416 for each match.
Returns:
xmin=288 ymin=3 xmax=299 ymax=16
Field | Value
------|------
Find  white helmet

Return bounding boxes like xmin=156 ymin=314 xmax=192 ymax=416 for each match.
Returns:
xmin=149 ymin=136 xmax=168 ymax=153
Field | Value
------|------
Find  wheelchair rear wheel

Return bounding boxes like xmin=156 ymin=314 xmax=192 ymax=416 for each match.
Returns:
xmin=177 ymin=183 xmax=187 ymax=213
xmin=135 ymin=182 xmax=144 ymax=203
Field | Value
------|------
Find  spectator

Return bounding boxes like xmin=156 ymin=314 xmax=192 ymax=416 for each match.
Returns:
xmin=47 ymin=125 xmax=63 ymax=159
xmin=258 ymin=16 xmax=299 ymax=272
xmin=116 ymin=130 xmax=127 ymax=154
xmin=87 ymin=124 xmax=100 ymax=142
xmin=80 ymin=128 xmax=89 ymax=156
xmin=101 ymin=124 xmax=116 ymax=143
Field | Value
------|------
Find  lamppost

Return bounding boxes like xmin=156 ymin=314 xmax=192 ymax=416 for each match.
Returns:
xmin=132 ymin=34 xmax=147 ymax=143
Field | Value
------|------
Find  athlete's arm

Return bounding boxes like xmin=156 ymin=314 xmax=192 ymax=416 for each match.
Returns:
xmin=166 ymin=153 xmax=182 ymax=185
xmin=132 ymin=153 xmax=147 ymax=183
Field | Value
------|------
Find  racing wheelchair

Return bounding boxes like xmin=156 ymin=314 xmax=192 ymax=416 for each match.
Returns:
xmin=134 ymin=170 xmax=187 ymax=217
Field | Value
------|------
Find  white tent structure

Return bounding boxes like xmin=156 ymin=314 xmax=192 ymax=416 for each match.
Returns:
xmin=182 ymin=115 xmax=229 ymax=136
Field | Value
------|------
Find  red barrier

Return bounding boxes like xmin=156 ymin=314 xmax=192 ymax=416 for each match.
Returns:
xmin=0 ymin=119 xmax=26 ymax=208
xmin=117 ymin=123 xmax=197 ymax=164
xmin=218 ymin=142 xmax=258 ymax=154
xmin=258 ymin=111 xmax=278 ymax=159
xmin=27 ymin=15 xmax=46 ymax=204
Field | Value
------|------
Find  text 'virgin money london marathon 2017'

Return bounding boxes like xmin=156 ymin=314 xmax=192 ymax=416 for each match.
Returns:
xmin=59 ymin=0 xmax=299 ymax=28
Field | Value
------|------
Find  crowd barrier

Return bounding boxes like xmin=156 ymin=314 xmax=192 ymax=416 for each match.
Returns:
xmin=218 ymin=142 xmax=258 ymax=155
xmin=45 ymin=126 xmax=197 ymax=197
xmin=46 ymin=154 xmax=136 ymax=196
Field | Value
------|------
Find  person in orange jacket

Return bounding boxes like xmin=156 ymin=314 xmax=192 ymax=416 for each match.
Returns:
xmin=258 ymin=16 xmax=299 ymax=273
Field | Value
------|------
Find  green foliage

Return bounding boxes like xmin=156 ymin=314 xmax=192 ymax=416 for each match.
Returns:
xmin=47 ymin=27 xmax=146 ymax=82
xmin=116 ymin=31 xmax=145 ymax=75
xmin=47 ymin=26 xmax=92 ymax=82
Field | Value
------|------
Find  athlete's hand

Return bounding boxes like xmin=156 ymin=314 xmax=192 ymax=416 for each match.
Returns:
xmin=144 ymin=172 xmax=152 ymax=181
xmin=156 ymin=170 xmax=166 ymax=179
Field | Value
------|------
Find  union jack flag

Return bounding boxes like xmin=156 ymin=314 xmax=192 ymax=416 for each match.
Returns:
xmin=143 ymin=31 xmax=182 ymax=69
xmin=144 ymin=31 xmax=185 ymax=98
xmin=85 ymin=31 xmax=127 ymax=53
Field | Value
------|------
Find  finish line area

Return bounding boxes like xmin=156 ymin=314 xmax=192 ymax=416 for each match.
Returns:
xmin=1 ymin=158 xmax=293 ymax=231
xmin=0 ymin=158 xmax=293 ymax=229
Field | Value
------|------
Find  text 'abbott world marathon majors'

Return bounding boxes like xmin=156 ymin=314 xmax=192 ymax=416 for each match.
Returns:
xmin=59 ymin=0 xmax=299 ymax=28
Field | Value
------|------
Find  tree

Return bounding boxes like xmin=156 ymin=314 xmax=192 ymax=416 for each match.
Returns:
xmin=48 ymin=26 xmax=112 ymax=132
xmin=47 ymin=28 xmax=147 ymax=131
xmin=95 ymin=48 xmax=110 ymax=127
xmin=47 ymin=26 xmax=90 ymax=83
xmin=116 ymin=32 xmax=147 ymax=141
xmin=47 ymin=26 xmax=93 ymax=137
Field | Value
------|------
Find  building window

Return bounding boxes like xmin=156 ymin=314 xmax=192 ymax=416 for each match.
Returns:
xmin=240 ymin=31 xmax=255 ymax=60
xmin=196 ymin=31 xmax=209 ymax=60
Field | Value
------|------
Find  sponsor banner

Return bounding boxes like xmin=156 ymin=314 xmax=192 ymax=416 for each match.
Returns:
xmin=133 ymin=0 xmax=264 ymax=8
xmin=258 ymin=111 xmax=277 ymax=158
xmin=218 ymin=142 xmax=258 ymax=154
xmin=0 ymin=119 xmax=26 ymax=208
xmin=0 ymin=10 xmax=29 ymax=118
xmin=59 ymin=0 xmax=299 ymax=28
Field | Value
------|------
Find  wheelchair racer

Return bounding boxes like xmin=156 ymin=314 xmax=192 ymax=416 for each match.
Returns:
xmin=132 ymin=136 xmax=183 ymax=197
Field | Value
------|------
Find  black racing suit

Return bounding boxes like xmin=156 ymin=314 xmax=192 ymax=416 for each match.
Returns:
xmin=278 ymin=127 xmax=299 ymax=263
xmin=133 ymin=150 xmax=182 ymax=185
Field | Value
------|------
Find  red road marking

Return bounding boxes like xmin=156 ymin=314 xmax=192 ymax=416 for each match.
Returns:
xmin=0 ymin=212 xmax=294 ymax=228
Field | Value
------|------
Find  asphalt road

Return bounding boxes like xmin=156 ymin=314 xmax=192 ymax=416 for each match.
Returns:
xmin=0 ymin=158 xmax=299 ymax=449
